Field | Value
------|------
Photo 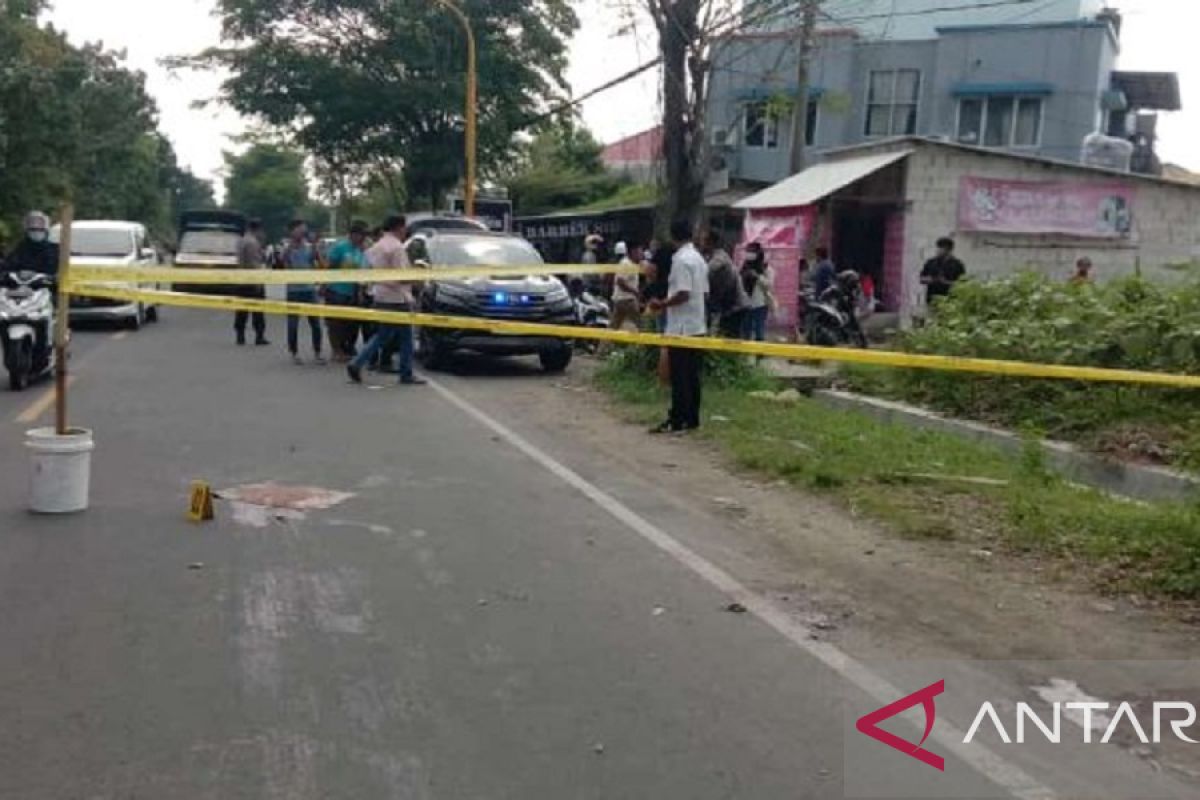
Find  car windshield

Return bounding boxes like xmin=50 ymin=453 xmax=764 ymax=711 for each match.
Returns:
xmin=60 ymin=228 xmax=136 ymax=258
xmin=179 ymin=230 xmax=239 ymax=257
xmin=429 ymin=237 xmax=542 ymax=268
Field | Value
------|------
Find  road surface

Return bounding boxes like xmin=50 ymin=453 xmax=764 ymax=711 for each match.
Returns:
xmin=0 ymin=309 xmax=1195 ymax=799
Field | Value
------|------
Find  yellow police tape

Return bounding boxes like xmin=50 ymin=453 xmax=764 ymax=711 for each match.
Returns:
xmin=67 ymin=284 xmax=1200 ymax=389
xmin=65 ymin=263 xmax=639 ymax=287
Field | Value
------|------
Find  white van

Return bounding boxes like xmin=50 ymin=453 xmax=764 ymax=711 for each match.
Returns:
xmin=50 ymin=221 xmax=160 ymax=329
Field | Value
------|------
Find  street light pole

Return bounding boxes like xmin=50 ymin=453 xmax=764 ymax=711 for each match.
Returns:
xmin=436 ymin=0 xmax=477 ymax=217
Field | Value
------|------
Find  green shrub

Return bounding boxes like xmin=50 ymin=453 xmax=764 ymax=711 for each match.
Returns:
xmin=844 ymin=273 xmax=1200 ymax=468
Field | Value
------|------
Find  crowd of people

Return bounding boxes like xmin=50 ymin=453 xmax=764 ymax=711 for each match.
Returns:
xmin=3 ymin=204 xmax=1109 ymax=439
xmin=233 ymin=213 xmax=427 ymax=387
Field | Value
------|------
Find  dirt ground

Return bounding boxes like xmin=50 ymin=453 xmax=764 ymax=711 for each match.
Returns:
xmin=456 ymin=355 xmax=1200 ymax=783
xmin=545 ymin=362 xmax=1200 ymax=660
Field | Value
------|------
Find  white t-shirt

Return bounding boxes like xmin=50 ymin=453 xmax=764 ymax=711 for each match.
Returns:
xmin=750 ymin=265 xmax=776 ymax=309
xmin=666 ymin=243 xmax=709 ymax=337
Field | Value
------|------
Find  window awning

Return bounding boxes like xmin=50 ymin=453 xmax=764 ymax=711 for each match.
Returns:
xmin=735 ymin=149 xmax=912 ymax=210
xmin=952 ymin=81 xmax=1054 ymax=97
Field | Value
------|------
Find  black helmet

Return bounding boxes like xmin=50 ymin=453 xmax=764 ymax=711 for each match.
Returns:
xmin=836 ymin=270 xmax=861 ymax=292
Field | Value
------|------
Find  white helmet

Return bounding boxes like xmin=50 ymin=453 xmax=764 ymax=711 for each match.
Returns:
xmin=24 ymin=210 xmax=50 ymax=232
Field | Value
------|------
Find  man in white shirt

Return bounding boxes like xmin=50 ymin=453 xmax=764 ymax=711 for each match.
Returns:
xmin=648 ymin=219 xmax=709 ymax=433
xmin=346 ymin=214 xmax=426 ymax=386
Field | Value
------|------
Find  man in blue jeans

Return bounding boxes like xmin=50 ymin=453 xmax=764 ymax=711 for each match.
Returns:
xmin=281 ymin=219 xmax=326 ymax=365
xmin=346 ymin=214 xmax=426 ymax=386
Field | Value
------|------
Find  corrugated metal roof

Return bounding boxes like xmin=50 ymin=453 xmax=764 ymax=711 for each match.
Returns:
xmin=734 ymin=149 xmax=912 ymax=210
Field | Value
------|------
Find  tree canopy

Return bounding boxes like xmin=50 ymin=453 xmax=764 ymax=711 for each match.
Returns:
xmin=0 ymin=3 xmax=212 ymax=246
xmin=505 ymin=120 xmax=628 ymax=215
xmin=224 ymin=144 xmax=314 ymax=241
xmin=187 ymin=0 xmax=579 ymax=210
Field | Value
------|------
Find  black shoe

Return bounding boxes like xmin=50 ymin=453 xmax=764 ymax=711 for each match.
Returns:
xmin=255 ymin=337 xmax=270 ymax=346
xmin=236 ymin=334 xmax=246 ymax=346
xmin=400 ymin=376 xmax=427 ymax=386
xmin=347 ymin=364 xmax=363 ymax=384
xmin=649 ymin=421 xmax=677 ymax=435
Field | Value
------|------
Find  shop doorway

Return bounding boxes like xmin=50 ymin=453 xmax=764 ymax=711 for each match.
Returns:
xmin=832 ymin=205 xmax=887 ymax=288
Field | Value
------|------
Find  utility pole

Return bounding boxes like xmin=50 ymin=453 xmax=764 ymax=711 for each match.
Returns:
xmin=437 ymin=0 xmax=477 ymax=216
xmin=788 ymin=0 xmax=820 ymax=176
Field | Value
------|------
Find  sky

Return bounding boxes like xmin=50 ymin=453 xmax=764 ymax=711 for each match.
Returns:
xmin=45 ymin=0 xmax=1200 ymax=197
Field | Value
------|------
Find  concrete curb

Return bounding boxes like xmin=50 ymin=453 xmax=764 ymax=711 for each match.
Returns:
xmin=811 ymin=389 xmax=1200 ymax=504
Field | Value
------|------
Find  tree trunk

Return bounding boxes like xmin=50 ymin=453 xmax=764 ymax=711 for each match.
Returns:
xmin=656 ymin=0 xmax=704 ymax=235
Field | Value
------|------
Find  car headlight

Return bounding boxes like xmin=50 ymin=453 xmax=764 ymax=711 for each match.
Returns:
xmin=546 ymin=286 xmax=568 ymax=303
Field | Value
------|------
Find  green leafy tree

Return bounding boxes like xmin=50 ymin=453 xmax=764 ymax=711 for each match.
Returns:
xmin=182 ymin=0 xmax=578 ymax=209
xmin=0 ymin=6 xmax=207 ymax=242
xmin=506 ymin=120 xmax=624 ymax=215
xmin=223 ymin=144 xmax=311 ymax=241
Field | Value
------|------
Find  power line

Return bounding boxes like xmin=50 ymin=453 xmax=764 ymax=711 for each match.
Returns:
xmin=525 ymin=0 xmax=804 ymax=128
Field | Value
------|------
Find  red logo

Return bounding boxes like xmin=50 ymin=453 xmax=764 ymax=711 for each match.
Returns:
xmin=856 ymin=680 xmax=946 ymax=772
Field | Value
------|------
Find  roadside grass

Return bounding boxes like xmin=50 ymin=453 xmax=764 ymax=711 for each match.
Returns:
xmin=595 ymin=356 xmax=1200 ymax=601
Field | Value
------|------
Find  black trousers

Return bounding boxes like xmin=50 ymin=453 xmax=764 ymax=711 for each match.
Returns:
xmin=668 ymin=346 xmax=703 ymax=430
xmin=234 ymin=286 xmax=266 ymax=338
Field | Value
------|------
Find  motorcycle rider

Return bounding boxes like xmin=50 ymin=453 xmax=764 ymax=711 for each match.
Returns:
xmin=5 ymin=211 xmax=59 ymax=277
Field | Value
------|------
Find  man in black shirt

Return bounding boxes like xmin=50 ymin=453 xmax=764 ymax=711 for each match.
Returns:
xmin=644 ymin=240 xmax=675 ymax=332
xmin=5 ymin=211 xmax=59 ymax=277
xmin=920 ymin=237 xmax=966 ymax=305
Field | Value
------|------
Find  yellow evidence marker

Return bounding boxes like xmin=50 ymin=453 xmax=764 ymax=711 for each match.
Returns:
xmin=188 ymin=481 xmax=215 ymax=522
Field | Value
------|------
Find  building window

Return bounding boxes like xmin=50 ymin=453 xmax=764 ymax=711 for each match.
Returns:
xmin=865 ymin=69 xmax=920 ymax=137
xmin=804 ymin=97 xmax=819 ymax=147
xmin=744 ymin=102 xmax=780 ymax=149
xmin=957 ymin=96 xmax=1043 ymax=147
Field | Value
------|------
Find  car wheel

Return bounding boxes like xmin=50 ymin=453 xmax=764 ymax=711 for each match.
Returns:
xmin=126 ymin=306 xmax=144 ymax=331
xmin=539 ymin=346 xmax=573 ymax=373
xmin=145 ymin=305 xmax=159 ymax=323
xmin=418 ymin=330 xmax=449 ymax=371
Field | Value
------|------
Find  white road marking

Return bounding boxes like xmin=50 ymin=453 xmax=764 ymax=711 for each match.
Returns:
xmin=426 ymin=376 xmax=1056 ymax=800
xmin=1033 ymin=678 xmax=1112 ymax=733
xmin=112 ymin=331 xmax=128 ymax=341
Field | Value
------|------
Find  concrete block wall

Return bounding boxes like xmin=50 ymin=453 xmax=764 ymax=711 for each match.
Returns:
xmin=898 ymin=143 xmax=1200 ymax=322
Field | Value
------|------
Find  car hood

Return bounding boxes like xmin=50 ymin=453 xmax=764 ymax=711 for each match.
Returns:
xmin=71 ymin=254 xmax=138 ymax=267
xmin=436 ymin=275 xmax=565 ymax=293
xmin=175 ymin=253 xmax=239 ymax=267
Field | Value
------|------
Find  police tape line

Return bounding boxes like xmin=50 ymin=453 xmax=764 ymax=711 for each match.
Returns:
xmin=68 ymin=284 xmax=1200 ymax=389
xmin=64 ymin=262 xmax=639 ymax=288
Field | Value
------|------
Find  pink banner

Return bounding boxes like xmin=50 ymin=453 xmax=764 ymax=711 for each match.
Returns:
xmin=958 ymin=177 xmax=1135 ymax=239
xmin=744 ymin=207 xmax=815 ymax=249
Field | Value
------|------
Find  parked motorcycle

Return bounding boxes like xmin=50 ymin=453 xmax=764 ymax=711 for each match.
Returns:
xmin=1 ymin=271 xmax=57 ymax=391
xmin=568 ymin=277 xmax=611 ymax=354
xmin=805 ymin=270 xmax=868 ymax=349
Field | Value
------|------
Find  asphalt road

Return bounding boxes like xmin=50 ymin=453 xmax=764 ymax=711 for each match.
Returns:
xmin=0 ymin=309 xmax=1193 ymax=799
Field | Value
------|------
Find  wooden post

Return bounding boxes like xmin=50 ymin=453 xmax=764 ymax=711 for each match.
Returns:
xmin=55 ymin=204 xmax=73 ymax=436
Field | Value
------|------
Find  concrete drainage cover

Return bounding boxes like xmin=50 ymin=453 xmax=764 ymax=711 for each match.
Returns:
xmin=220 ymin=482 xmax=356 ymax=528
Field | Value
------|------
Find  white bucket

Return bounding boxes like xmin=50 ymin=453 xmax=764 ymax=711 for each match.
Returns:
xmin=26 ymin=427 xmax=94 ymax=514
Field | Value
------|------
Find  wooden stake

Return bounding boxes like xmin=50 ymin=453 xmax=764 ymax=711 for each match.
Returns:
xmin=55 ymin=204 xmax=73 ymax=436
